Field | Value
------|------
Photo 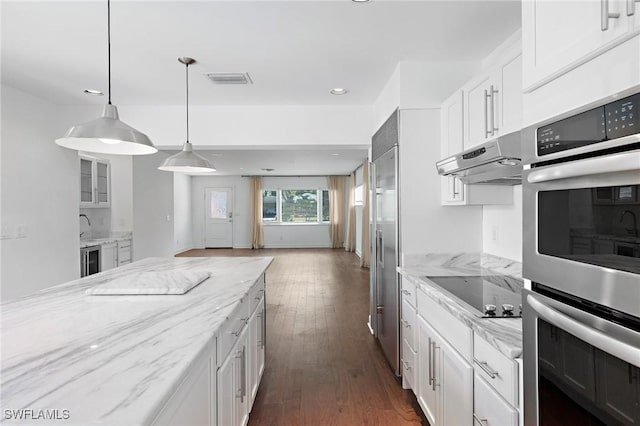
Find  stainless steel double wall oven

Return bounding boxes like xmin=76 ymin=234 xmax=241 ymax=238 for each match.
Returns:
xmin=522 ymin=90 xmax=640 ymax=425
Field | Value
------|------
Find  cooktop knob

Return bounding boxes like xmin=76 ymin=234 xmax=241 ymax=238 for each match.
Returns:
xmin=484 ymin=304 xmax=497 ymax=316
xmin=502 ymin=304 xmax=514 ymax=317
xmin=519 ymin=304 xmax=523 ymax=316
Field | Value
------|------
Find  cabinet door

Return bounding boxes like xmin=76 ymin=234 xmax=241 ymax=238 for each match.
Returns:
xmin=440 ymin=91 xmax=465 ymax=205
xmin=95 ymin=160 xmax=110 ymax=206
xmin=117 ymin=240 xmax=132 ymax=266
xmin=593 ymin=239 xmax=615 ymax=254
xmin=498 ymin=54 xmax=523 ymax=135
xmin=248 ymin=302 xmax=265 ymax=407
xmin=474 ymin=373 xmax=518 ymax=426
xmin=523 ymin=0 xmax=631 ymax=90
xmin=101 ymin=243 xmax=116 ymax=272
xmin=417 ymin=316 xmax=439 ymax=426
xmin=80 ymin=158 xmax=94 ymax=205
xmin=464 ymin=74 xmax=495 ymax=149
xmin=439 ymin=335 xmax=473 ymax=426
xmin=236 ymin=332 xmax=249 ymax=426
xmin=217 ymin=350 xmax=236 ymax=426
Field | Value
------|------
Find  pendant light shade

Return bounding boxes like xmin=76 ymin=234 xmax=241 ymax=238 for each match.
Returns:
xmin=158 ymin=57 xmax=216 ymax=174
xmin=56 ymin=104 xmax=156 ymax=155
xmin=55 ymin=0 xmax=156 ymax=156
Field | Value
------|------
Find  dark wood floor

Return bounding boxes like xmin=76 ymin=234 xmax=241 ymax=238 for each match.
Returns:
xmin=178 ymin=248 xmax=424 ymax=426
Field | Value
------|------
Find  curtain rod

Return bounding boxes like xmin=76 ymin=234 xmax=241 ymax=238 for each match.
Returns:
xmin=241 ymin=175 xmax=349 ymax=178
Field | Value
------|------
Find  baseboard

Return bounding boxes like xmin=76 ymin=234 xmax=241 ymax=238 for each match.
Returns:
xmin=263 ymin=243 xmax=333 ymax=249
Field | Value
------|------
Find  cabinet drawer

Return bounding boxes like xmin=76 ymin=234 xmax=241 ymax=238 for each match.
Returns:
xmin=401 ymin=277 xmax=417 ymax=308
xmin=249 ymin=274 xmax=265 ymax=313
xmin=217 ymin=297 xmax=250 ymax=366
xmin=473 ymin=333 xmax=519 ymax=406
xmin=474 ymin=373 xmax=518 ymax=426
xmin=401 ymin=339 xmax=417 ymax=392
xmin=417 ymin=287 xmax=472 ymax=362
xmin=401 ymin=298 xmax=417 ymax=351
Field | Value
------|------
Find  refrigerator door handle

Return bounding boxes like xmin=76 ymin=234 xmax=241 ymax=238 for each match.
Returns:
xmin=377 ymin=230 xmax=384 ymax=266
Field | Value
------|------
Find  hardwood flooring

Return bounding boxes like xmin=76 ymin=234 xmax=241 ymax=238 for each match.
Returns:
xmin=178 ymin=248 xmax=425 ymax=426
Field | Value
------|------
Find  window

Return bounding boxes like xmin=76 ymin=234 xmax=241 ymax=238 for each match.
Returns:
xmin=354 ymin=185 xmax=363 ymax=206
xmin=262 ymin=190 xmax=277 ymax=221
xmin=262 ymin=189 xmax=330 ymax=224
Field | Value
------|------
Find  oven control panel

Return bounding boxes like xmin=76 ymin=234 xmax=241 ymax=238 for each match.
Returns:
xmin=537 ymin=92 xmax=639 ymax=156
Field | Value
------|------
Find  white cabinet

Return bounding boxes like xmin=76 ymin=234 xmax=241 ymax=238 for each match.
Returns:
xmin=101 ymin=242 xmax=117 ymax=272
xmin=417 ymin=315 xmax=472 ymax=426
xmin=117 ymin=239 xmax=132 ymax=266
xmin=463 ymin=52 xmax=522 ymax=150
xmin=523 ymin=0 xmax=638 ymax=91
xmin=153 ymin=357 xmax=213 ymax=426
xmin=79 ymin=156 xmax=110 ymax=208
xmin=440 ymin=91 xmax=465 ymax=205
xmin=248 ymin=297 xmax=265 ymax=405
xmin=474 ymin=373 xmax=518 ymax=426
xmin=217 ymin=330 xmax=249 ymax=426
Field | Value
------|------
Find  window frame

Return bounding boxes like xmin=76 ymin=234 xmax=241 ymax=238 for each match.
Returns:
xmin=262 ymin=188 xmax=330 ymax=225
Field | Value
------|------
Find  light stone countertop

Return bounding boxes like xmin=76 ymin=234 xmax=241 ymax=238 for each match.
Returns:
xmin=399 ymin=253 xmax=523 ymax=359
xmin=1 ymin=256 xmax=273 ymax=425
xmin=80 ymin=233 xmax=132 ymax=248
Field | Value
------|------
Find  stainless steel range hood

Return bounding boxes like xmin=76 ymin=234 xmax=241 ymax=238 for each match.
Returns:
xmin=436 ymin=131 xmax=522 ymax=185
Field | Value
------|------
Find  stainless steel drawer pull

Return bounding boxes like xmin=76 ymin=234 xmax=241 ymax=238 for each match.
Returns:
xmin=601 ymin=0 xmax=621 ymax=30
xmin=477 ymin=360 xmax=499 ymax=379
xmin=428 ymin=338 xmax=433 ymax=385
xmin=473 ymin=413 xmax=488 ymax=426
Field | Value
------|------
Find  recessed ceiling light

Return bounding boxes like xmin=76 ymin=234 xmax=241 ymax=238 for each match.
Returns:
xmin=83 ymin=89 xmax=104 ymax=96
xmin=261 ymin=168 xmax=275 ymax=172
xmin=330 ymin=153 xmax=341 ymax=156
xmin=352 ymin=0 xmax=370 ymax=2
xmin=330 ymin=88 xmax=348 ymax=95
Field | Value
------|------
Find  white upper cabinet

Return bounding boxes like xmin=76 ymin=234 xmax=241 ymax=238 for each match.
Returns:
xmin=463 ymin=50 xmax=522 ymax=150
xmin=523 ymin=0 xmax=638 ymax=91
xmin=79 ymin=155 xmax=110 ymax=208
xmin=440 ymin=91 xmax=465 ymax=204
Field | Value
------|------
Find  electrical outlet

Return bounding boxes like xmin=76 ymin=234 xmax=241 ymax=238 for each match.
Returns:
xmin=491 ymin=225 xmax=499 ymax=243
xmin=166 ymin=215 xmax=171 ymax=222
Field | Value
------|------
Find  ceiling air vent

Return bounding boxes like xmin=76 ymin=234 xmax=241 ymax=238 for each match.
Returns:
xmin=205 ymin=72 xmax=253 ymax=85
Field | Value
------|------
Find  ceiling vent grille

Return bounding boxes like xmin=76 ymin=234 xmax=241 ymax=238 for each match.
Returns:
xmin=205 ymin=72 xmax=253 ymax=85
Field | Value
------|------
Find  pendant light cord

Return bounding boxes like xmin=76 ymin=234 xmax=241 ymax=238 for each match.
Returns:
xmin=186 ymin=61 xmax=190 ymax=143
xmin=107 ymin=0 xmax=112 ymax=105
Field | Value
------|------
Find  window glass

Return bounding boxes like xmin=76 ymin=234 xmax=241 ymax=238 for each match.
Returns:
xmin=209 ymin=190 xmax=228 ymax=219
xmin=322 ymin=190 xmax=330 ymax=222
xmin=262 ymin=190 xmax=277 ymax=220
xmin=281 ymin=190 xmax=318 ymax=223
xmin=354 ymin=185 xmax=363 ymax=206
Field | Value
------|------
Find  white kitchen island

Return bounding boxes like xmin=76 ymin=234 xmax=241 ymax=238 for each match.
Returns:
xmin=1 ymin=256 xmax=272 ymax=425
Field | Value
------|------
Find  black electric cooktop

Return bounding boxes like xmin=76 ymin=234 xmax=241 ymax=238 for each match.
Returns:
xmin=424 ymin=275 xmax=523 ymax=318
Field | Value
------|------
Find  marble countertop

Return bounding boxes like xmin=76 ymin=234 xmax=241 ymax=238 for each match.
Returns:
xmin=1 ymin=256 xmax=273 ymax=425
xmin=400 ymin=253 xmax=523 ymax=359
xmin=80 ymin=233 xmax=132 ymax=248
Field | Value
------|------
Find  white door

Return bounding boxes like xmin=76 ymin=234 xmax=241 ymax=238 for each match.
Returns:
xmin=205 ymin=187 xmax=233 ymax=248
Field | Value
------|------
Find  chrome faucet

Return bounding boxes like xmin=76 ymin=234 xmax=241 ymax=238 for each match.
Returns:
xmin=620 ymin=210 xmax=638 ymax=237
xmin=80 ymin=214 xmax=91 ymax=238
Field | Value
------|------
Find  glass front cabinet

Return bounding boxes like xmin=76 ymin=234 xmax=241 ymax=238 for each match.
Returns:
xmin=79 ymin=155 xmax=110 ymax=207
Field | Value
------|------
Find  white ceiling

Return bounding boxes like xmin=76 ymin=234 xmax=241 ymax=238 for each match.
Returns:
xmin=164 ymin=147 xmax=369 ymax=176
xmin=1 ymin=0 xmax=522 ymax=106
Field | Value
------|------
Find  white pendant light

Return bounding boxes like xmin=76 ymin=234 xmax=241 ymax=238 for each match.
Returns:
xmin=55 ymin=0 xmax=156 ymax=155
xmin=158 ymin=57 xmax=216 ymax=173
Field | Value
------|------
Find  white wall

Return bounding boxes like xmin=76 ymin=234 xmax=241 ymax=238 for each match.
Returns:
xmin=398 ymin=109 xmax=483 ymax=257
xmin=1 ymin=85 xmax=79 ymax=300
xmin=482 ymin=185 xmax=522 ymax=261
xmin=104 ymin=154 xmax=133 ymax=232
xmin=173 ymin=173 xmax=193 ymax=254
xmin=132 ymin=152 xmax=175 ymax=260
xmin=60 ymin=104 xmax=373 ymax=150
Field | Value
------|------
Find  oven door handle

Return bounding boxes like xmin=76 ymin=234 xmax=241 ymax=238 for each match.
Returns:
xmin=527 ymin=294 xmax=640 ymax=367
xmin=527 ymin=150 xmax=640 ymax=183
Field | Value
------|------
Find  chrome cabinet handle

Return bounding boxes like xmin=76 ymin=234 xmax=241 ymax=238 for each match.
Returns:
xmin=232 ymin=318 xmax=248 ymax=337
xmin=628 ymin=0 xmax=640 ymax=15
xmin=257 ymin=312 xmax=263 ymax=348
xmin=477 ymin=360 xmax=499 ymax=379
xmin=428 ymin=338 xmax=433 ymax=385
xmin=432 ymin=342 xmax=439 ymax=390
xmin=473 ymin=413 xmax=488 ymax=426
xmin=602 ymin=0 xmax=621 ymax=30
xmin=452 ymin=177 xmax=459 ymax=197
xmin=235 ymin=349 xmax=243 ymax=400
xmin=491 ymin=85 xmax=499 ymax=134
xmin=241 ymin=345 xmax=246 ymax=402
xmin=261 ymin=308 xmax=266 ymax=349
xmin=484 ymin=89 xmax=491 ymax=138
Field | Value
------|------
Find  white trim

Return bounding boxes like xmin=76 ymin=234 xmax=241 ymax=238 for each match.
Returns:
xmin=263 ymin=243 xmax=332 ymax=249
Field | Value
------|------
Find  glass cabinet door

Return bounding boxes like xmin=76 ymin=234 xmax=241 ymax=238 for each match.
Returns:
xmin=96 ymin=161 xmax=109 ymax=205
xmin=80 ymin=158 xmax=94 ymax=204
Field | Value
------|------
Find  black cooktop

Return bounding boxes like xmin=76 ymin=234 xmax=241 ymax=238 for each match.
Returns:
xmin=425 ymin=275 xmax=523 ymax=318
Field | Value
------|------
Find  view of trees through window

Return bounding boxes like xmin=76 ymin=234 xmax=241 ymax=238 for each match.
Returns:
xmin=262 ymin=189 xmax=329 ymax=223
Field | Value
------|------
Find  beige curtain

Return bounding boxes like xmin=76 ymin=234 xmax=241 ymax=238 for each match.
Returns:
xmin=345 ymin=172 xmax=356 ymax=252
xmin=360 ymin=162 xmax=371 ymax=268
xmin=250 ymin=176 xmax=264 ymax=249
xmin=328 ymin=176 xmax=346 ymax=249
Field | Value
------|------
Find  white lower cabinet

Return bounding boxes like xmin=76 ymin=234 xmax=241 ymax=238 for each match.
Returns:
xmin=218 ymin=329 xmax=249 ymax=426
xmin=417 ymin=315 xmax=473 ymax=426
xmin=152 ymin=351 xmax=214 ymax=426
xmin=101 ymin=242 xmax=117 ymax=271
xmin=248 ymin=297 xmax=265 ymax=405
xmin=474 ymin=373 xmax=518 ymax=426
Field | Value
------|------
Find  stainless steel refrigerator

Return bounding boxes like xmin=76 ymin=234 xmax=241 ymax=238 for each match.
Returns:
xmin=370 ymin=110 xmax=400 ymax=377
